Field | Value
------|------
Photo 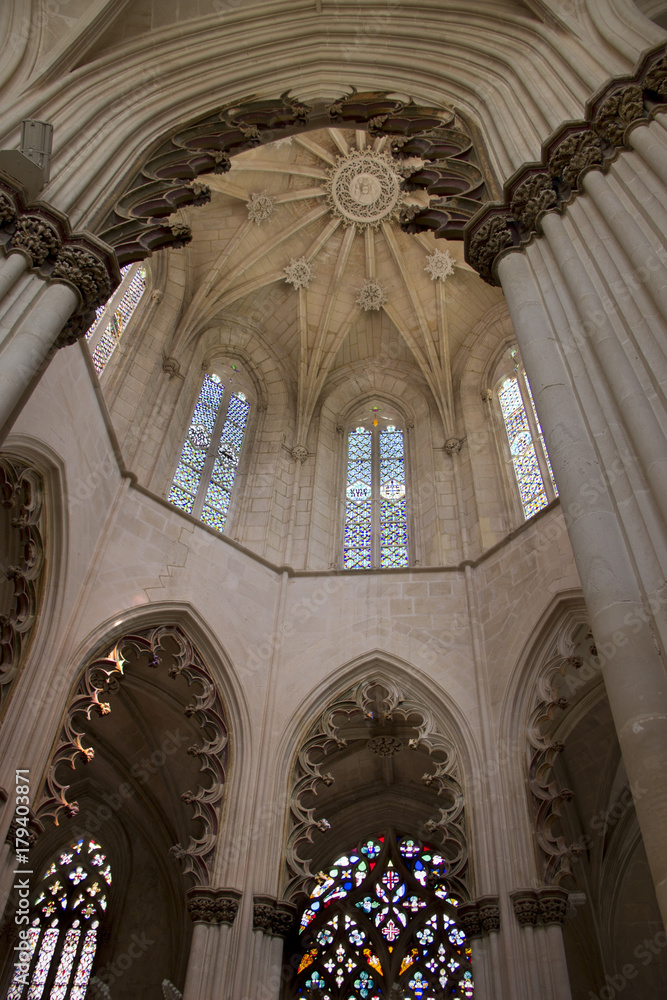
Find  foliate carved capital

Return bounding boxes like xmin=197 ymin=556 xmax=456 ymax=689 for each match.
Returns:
xmin=510 ymin=887 xmax=569 ymax=926
xmin=52 ymin=247 xmax=111 ymax=309
xmin=253 ymin=895 xmax=297 ymax=938
xmin=510 ymin=173 xmax=557 ymax=232
xmin=510 ymin=889 xmax=540 ymax=926
xmin=594 ymin=85 xmax=645 ymax=145
xmin=548 ymin=131 xmax=604 ymax=188
xmin=467 ymin=215 xmax=514 ymax=284
xmin=187 ymin=886 xmax=242 ymax=925
xmin=457 ymin=896 xmax=500 ymax=938
xmin=464 ymin=44 xmax=667 ymax=284
xmin=0 ymin=192 xmax=17 ymax=226
xmin=10 ymin=216 xmax=62 ymax=266
xmin=538 ymin=886 xmax=569 ymax=925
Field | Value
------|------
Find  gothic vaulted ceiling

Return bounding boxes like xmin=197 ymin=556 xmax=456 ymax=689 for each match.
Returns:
xmin=167 ymin=128 xmax=503 ymax=442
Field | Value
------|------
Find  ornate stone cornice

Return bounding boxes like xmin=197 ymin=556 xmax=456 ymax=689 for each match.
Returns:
xmin=457 ymin=895 xmax=501 ymax=938
xmin=510 ymin=887 xmax=569 ymax=927
xmin=187 ymin=886 xmax=242 ymax=925
xmin=0 ymin=173 xmax=120 ymax=343
xmin=252 ymin=894 xmax=297 ymax=938
xmin=465 ymin=45 xmax=667 ymax=285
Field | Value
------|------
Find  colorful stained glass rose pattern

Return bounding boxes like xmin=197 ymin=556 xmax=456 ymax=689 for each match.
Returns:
xmin=6 ymin=840 xmax=109 ymax=999
xmin=294 ymin=833 xmax=473 ymax=999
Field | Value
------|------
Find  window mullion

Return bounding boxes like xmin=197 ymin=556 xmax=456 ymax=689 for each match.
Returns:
xmin=192 ymin=394 xmax=229 ymax=520
xmin=518 ymin=370 xmax=555 ymax=502
xmin=372 ymin=425 xmax=380 ymax=568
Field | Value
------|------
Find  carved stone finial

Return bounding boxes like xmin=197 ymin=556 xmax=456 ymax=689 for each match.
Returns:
xmin=212 ymin=151 xmax=232 ymax=174
xmin=162 ymin=982 xmax=182 ymax=1000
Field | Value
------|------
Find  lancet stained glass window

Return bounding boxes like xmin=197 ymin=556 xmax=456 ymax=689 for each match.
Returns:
xmin=294 ymin=832 xmax=473 ymax=999
xmin=344 ymin=421 xmax=408 ymax=569
xmin=85 ymin=263 xmax=147 ymax=375
xmin=498 ymin=358 xmax=558 ymax=520
xmin=168 ymin=372 xmax=250 ymax=533
xmin=7 ymin=838 xmax=110 ymax=1000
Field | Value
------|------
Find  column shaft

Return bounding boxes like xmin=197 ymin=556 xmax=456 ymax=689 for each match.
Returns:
xmin=498 ymin=248 xmax=667 ymax=927
xmin=0 ymin=280 xmax=78 ymax=439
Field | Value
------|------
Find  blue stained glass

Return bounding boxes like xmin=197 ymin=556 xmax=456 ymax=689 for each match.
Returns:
xmin=524 ymin=372 xmax=559 ymax=497
xmin=169 ymin=375 xmax=224 ymax=514
xmin=295 ymin=833 xmax=472 ymax=998
xmin=498 ymin=377 xmax=548 ymax=520
xmin=90 ymin=265 xmax=146 ymax=375
xmin=380 ymin=427 xmax=408 ymax=568
xmin=344 ymin=428 xmax=373 ymax=569
xmin=201 ymin=392 xmax=250 ymax=532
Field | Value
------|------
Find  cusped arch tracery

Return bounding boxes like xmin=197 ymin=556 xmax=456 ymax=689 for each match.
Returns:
xmin=284 ymin=675 xmax=468 ymax=906
xmin=32 ymin=623 xmax=229 ymax=887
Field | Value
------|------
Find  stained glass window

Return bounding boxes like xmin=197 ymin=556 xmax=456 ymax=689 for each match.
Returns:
xmin=498 ymin=356 xmax=558 ymax=520
xmin=344 ymin=421 xmax=409 ymax=570
xmin=168 ymin=371 xmax=250 ymax=534
xmin=294 ymin=832 xmax=473 ymax=999
xmin=6 ymin=839 xmax=110 ymax=999
xmin=86 ymin=263 xmax=147 ymax=375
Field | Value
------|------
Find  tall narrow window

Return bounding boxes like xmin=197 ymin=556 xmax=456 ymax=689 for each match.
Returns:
xmin=344 ymin=419 xmax=408 ymax=570
xmin=168 ymin=370 xmax=251 ymax=533
xmin=294 ymin=832 xmax=474 ymax=998
xmin=85 ymin=262 xmax=147 ymax=375
xmin=498 ymin=352 xmax=558 ymax=519
xmin=7 ymin=838 xmax=111 ymax=1000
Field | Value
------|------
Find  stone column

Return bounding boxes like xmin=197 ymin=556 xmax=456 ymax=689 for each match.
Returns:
xmin=497 ymin=243 xmax=667 ymax=926
xmin=509 ymin=888 xmax=571 ymax=1000
xmin=243 ymin=896 xmax=296 ymax=1000
xmin=458 ymin=895 xmax=500 ymax=1000
xmin=183 ymin=887 xmax=241 ymax=1000
xmin=0 ymin=181 xmax=118 ymax=441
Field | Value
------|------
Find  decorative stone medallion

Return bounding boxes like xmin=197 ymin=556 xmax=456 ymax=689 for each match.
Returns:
xmin=246 ymin=191 xmax=275 ymax=225
xmin=324 ymin=150 xmax=403 ymax=230
xmin=357 ymin=278 xmax=387 ymax=311
xmin=424 ymin=249 xmax=456 ymax=282
xmin=284 ymin=256 xmax=314 ymax=289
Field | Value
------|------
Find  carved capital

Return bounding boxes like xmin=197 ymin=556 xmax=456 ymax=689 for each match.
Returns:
xmin=510 ymin=173 xmax=557 ymax=232
xmin=457 ymin=895 xmax=500 ymax=937
xmin=253 ymin=895 xmax=297 ymax=938
xmin=0 ymin=192 xmax=17 ymax=227
xmin=510 ymin=889 xmax=540 ymax=926
xmin=10 ymin=216 xmax=63 ymax=268
xmin=548 ymin=131 xmax=604 ymax=190
xmin=457 ymin=901 xmax=482 ymax=938
xmin=538 ymin=886 xmax=568 ymax=925
xmin=643 ymin=54 xmax=667 ymax=99
xmin=510 ymin=887 xmax=569 ymax=926
xmin=187 ymin=886 xmax=241 ymax=924
xmin=594 ymin=85 xmax=645 ymax=145
xmin=466 ymin=214 xmax=514 ymax=284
